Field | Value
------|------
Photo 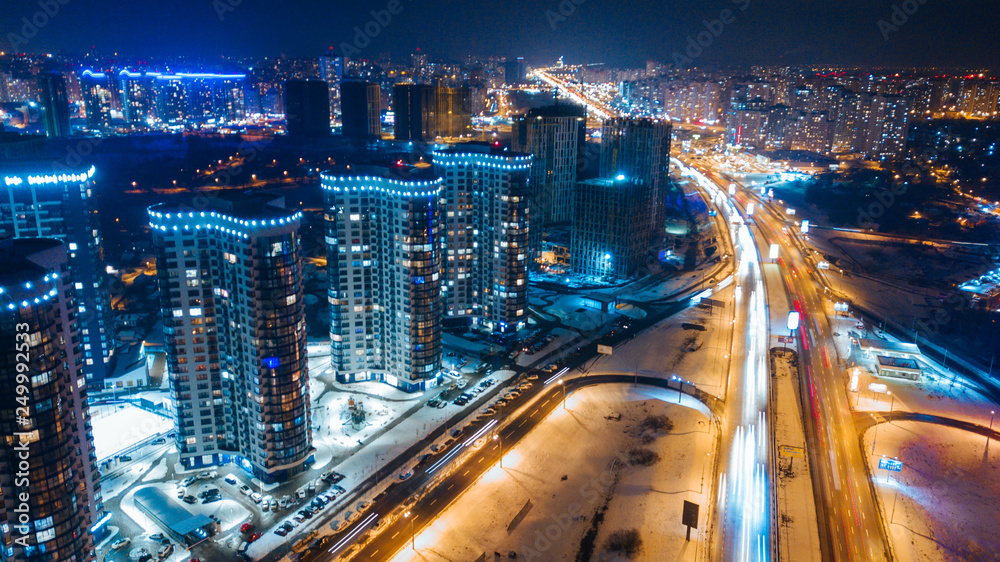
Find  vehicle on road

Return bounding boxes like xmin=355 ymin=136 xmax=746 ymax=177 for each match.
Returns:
xmin=149 ymin=533 xmax=168 ymax=543
xmin=224 ymin=474 xmax=239 ymax=485
xmin=248 ymin=532 xmax=262 ymax=542
xmin=240 ymin=523 xmax=255 ymax=534
xmin=457 ymin=380 xmax=468 ymax=388
xmin=239 ymin=485 xmax=252 ymax=496
xmin=111 ymin=538 xmax=130 ymax=550
xmin=398 ymin=471 xmax=413 ymax=481
xmin=181 ymin=476 xmax=197 ymax=487
xmin=151 ymin=438 xmax=166 ymax=445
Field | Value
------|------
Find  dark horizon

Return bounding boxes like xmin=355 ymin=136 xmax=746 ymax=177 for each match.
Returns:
xmin=2 ymin=0 xmax=998 ymax=69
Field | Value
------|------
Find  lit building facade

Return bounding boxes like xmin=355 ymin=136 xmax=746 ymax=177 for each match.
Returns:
xmin=511 ymin=103 xmax=586 ymax=261
xmin=322 ymin=167 xmax=442 ymax=392
xmin=571 ymin=176 xmax=653 ymax=280
xmin=600 ymin=118 xmax=672 ymax=236
xmin=148 ymin=196 xmax=312 ymax=481
xmin=0 ymin=238 xmax=101 ymax=562
xmin=0 ymin=162 xmax=113 ymax=389
xmin=433 ymin=143 xmax=531 ymax=333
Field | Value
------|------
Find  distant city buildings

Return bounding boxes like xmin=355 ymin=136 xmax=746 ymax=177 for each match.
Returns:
xmin=571 ymin=176 xmax=653 ymax=280
xmin=0 ymin=140 xmax=114 ymax=389
xmin=148 ymin=196 xmax=312 ymax=481
xmin=0 ymin=238 xmax=102 ymax=561
xmin=284 ymin=79 xmax=330 ymax=138
xmin=340 ymin=80 xmax=382 ymax=139
xmin=511 ymin=103 xmax=586 ymax=261
xmin=322 ymin=166 xmax=443 ymax=392
xmin=392 ymin=83 xmax=472 ymax=141
xmin=433 ymin=143 xmax=532 ymax=333
xmin=79 ymin=69 xmax=248 ymax=131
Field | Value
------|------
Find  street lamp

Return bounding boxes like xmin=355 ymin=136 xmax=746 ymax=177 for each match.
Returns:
xmin=988 ymin=410 xmax=996 ymax=451
xmin=404 ymin=511 xmax=415 ymax=550
xmin=558 ymin=379 xmax=566 ymax=409
xmin=887 ymin=391 xmax=894 ymax=415
xmin=494 ymin=433 xmax=503 ymax=468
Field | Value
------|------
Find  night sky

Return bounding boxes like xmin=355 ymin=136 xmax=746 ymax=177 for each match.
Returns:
xmin=3 ymin=0 xmax=998 ymax=68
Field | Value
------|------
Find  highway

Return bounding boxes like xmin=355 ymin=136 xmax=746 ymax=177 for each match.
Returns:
xmin=678 ymin=161 xmax=775 ymax=562
xmin=716 ymin=165 xmax=892 ymax=561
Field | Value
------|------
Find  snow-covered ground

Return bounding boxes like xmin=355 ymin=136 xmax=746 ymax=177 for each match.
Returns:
xmin=588 ymin=290 xmax=733 ymax=400
xmin=388 ymin=385 xmax=715 ymax=562
xmin=91 ymin=404 xmax=172 ymax=461
xmin=862 ymin=422 xmax=1000 ymax=562
xmin=825 ymin=313 xmax=998 ymax=430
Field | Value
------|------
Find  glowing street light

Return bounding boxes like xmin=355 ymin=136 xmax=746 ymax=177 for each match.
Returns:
xmin=493 ymin=433 xmax=503 ymax=468
xmin=558 ymin=379 xmax=566 ymax=409
xmin=404 ymin=511 xmax=415 ymax=550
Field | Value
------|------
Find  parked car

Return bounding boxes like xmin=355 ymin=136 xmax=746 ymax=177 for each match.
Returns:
xmin=198 ymin=488 xmax=219 ymax=498
xmin=156 ymin=543 xmax=173 ymax=559
xmin=111 ymin=538 xmax=130 ymax=550
xmin=293 ymin=513 xmax=307 ymax=523
xmin=151 ymin=437 xmax=166 ymax=445
xmin=250 ymin=492 xmax=262 ymax=503
xmin=297 ymin=489 xmax=307 ymax=499
xmin=240 ymin=523 xmax=255 ymax=534
xmin=224 ymin=474 xmax=239 ymax=485
xmin=176 ymin=488 xmax=186 ymax=498
xmin=182 ymin=495 xmax=197 ymax=504
xmin=274 ymin=527 xmax=289 ymax=537
xmin=149 ymin=533 xmax=168 ymax=543
xmin=202 ymin=495 xmax=221 ymax=504
xmin=426 ymin=399 xmax=439 ymax=408
xmin=247 ymin=532 xmax=262 ymax=542
xmin=181 ymin=476 xmax=197 ymax=487
xmin=239 ymin=485 xmax=252 ymax=496
xmin=527 ymin=374 xmax=539 ymax=381
xmin=398 ymin=471 xmax=413 ymax=481
xmin=436 ymin=401 xmax=447 ymax=408
xmin=118 ymin=455 xmax=132 ymax=462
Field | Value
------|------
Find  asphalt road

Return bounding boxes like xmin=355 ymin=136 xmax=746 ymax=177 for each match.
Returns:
xmin=732 ymin=178 xmax=892 ymax=562
xmin=303 ymin=372 xmax=715 ymax=562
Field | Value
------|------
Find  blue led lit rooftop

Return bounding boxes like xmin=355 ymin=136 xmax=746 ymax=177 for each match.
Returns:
xmin=0 ymin=238 xmax=65 ymax=311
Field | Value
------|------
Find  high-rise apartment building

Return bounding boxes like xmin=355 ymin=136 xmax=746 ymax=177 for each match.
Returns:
xmin=320 ymin=53 xmax=345 ymax=122
xmin=321 ymin=166 xmax=442 ymax=392
xmin=38 ymin=72 xmax=71 ymax=138
xmin=340 ymin=80 xmax=382 ymax=139
xmin=864 ymin=94 xmax=911 ymax=160
xmin=511 ymin=103 xmax=586 ymax=261
xmin=284 ymin=79 xmax=331 ymax=138
xmin=393 ymin=83 xmax=472 ymax=141
xmin=80 ymin=70 xmax=114 ymax=130
xmin=572 ymin=176 xmax=653 ymax=280
xmin=0 ymin=150 xmax=114 ymax=389
xmin=504 ymin=57 xmax=527 ymax=86
xmin=148 ymin=196 xmax=312 ymax=481
xmin=600 ymin=118 xmax=672 ymax=236
xmin=0 ymin=238 xmax=101 ymax=562
xmin=433 ymin=143 xmax=532 ymax=333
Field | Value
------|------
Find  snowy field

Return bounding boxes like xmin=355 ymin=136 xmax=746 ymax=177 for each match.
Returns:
xmin=825 ymin=313 xmax=999 ymax=430
xmin=388 ymin=385 xmax=715 ymax=562
xmin=863 ymin=422 xmax=1000 ymax=562
xmin=91 ymin=403 xmax=172 ymax=461
xmin=589 ymin=293 xmax=733 ymax=400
